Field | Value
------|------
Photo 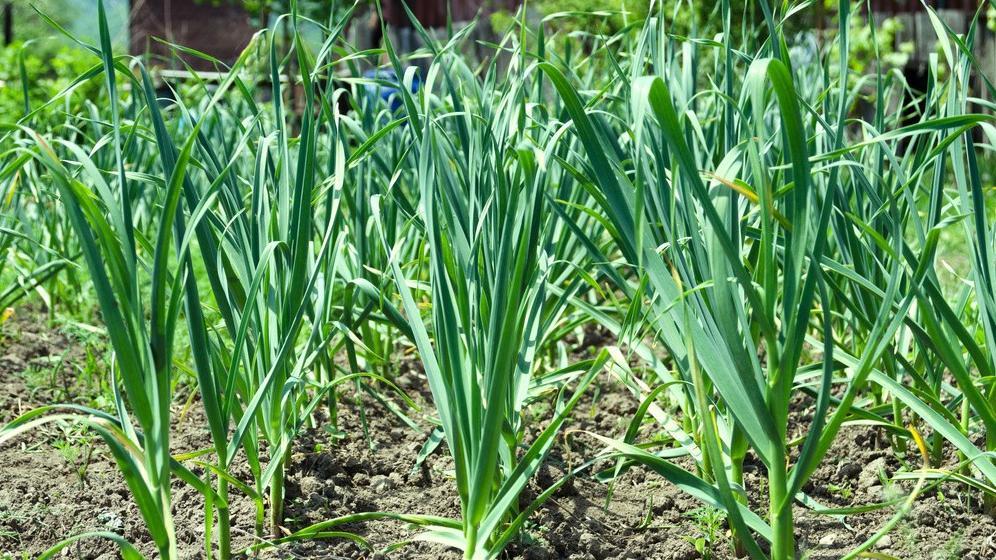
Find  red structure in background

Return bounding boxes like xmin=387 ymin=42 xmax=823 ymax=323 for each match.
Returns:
xmin=130 ymin=0 xmax=255 ymax=69
xmin=869 ymin=0 xmax=980 ymax=12
xmin=129 ymin=1 xmax=520 ymax=68
xmin=868 ymin=0 xmax=989 ymax=31
xmin=383 ymin=0 xmax=520 ymax=28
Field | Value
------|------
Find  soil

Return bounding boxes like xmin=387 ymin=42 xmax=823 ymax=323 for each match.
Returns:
xmin=2 ymin=308 xmax=996 ymax=560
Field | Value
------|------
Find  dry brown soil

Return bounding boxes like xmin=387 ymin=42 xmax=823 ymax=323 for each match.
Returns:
xmin=2 ymin=310 xmax=995 ymax=559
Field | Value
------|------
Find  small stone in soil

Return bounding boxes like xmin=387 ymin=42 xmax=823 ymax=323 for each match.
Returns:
xmin=299 ymin=475 xmax=322 ymax=496
xmin=352 ymin=472 xmax=370 ymax=486
xmin=97 ymin=510 xmax=123 ymax=531
xmin=859 ymin=457 xmax=888 ymax=489
xmin=371 ymin=474 xmax=397 ymax=493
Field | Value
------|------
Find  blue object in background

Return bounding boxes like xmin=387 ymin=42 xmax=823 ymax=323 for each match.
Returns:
xmin=362 ymin=68 xmax=421 ymax=113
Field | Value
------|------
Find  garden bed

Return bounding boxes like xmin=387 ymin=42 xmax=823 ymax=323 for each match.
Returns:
xmin=2 ymin=309 xmax=994 ymax=560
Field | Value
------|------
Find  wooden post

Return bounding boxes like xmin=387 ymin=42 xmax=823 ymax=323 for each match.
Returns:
xmin=3 ymin=2 xmax=13 ymax=46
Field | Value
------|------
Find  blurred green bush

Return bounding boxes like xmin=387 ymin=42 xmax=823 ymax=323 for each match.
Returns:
xmin=0 ymin=41 xmax=100 ymax=121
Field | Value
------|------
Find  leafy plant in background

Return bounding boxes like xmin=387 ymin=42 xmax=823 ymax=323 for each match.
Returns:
xmin=0 ymin=39 xmax=100 ymax=315
xmin=0 ymin=9 xmax=114 ymax=318
xmin=527 ymin=0 xmax=649 ymax=36
xmin=842 ymin=14 xmax=912 ymax=73
xmin=0 ymin=42 xmax=99 ymax=119
xmin=5 ymin=0 xmax=128 ymax=51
